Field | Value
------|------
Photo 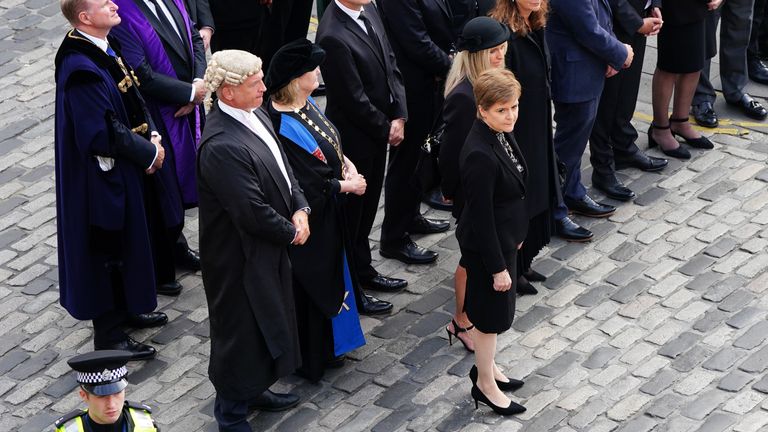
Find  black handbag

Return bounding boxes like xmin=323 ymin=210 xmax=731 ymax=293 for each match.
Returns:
xmin=413 ymin=113 xmax=445 ymax=192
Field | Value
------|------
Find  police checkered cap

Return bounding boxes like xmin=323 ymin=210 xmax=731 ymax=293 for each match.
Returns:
xmin=68 ymin=350 xmax=133 ymax=395
xmin=76 ymin=365 xmax=128 ymax=385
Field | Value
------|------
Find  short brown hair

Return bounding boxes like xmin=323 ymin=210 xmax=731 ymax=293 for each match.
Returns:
xmin=490 ymin=0 xmax=549 ymax=36
xmin=60 ymin=0 xmax=90 ymax=25
xmin=473 ymin=68 xmax=521 ymax=111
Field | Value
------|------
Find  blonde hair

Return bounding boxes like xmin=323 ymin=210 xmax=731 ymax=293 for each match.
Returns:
xmin=490 ymin=0 xmax=549 ymax=36
xmin=204 ymin=50 xmax=263 ymax=109
xmin=474 ymin=68 xmax=521 ymax=110
xmin=271 ymin=80 xmax=301 ymax=106
xmin=444 ymin=42 xmax=507 ymax=97
xmin=60 ymin=0 xmax=90 ymax=25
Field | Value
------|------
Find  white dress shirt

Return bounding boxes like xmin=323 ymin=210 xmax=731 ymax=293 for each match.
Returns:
xmin=335 ymin=0 xmax=368 ymax=34
xmin=77 ymin=29 xmax=158 ymax=171
xmin=218 ymin=100 xmax=293 ymax=192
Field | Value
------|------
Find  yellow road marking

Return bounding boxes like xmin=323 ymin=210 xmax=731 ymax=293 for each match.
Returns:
xmin=633 ymin=112 xmax=755 ymax=136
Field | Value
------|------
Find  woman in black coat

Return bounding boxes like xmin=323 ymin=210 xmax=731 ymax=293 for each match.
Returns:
xmin=458 ymin=68 xmax=527 ymax=416
xmin=491 ymin=0 xmax=571 ymax=294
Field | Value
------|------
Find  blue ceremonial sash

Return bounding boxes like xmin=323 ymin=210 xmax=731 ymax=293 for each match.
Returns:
xmin=279 ymin=113 xmax=327 ymax=162
xmin=333 ymin=251 xmax=366 ymax=356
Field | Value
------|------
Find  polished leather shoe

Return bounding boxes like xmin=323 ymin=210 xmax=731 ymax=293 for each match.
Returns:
xmin=408 ymin=215 xmax=450 ymax=234
xmin=516 ymin=277 xmax=538 ymax=296
xmin=422 ymin=189 xmax=453 ymax=212
xmin=592 ymin=174 xmax=635 ymax=202
xmin=555 ymin=217 xmax=593 ymax=242
xmin=359 ymin=293 xmax=393 ymax=315
xmin=249 ymin=390 xmax=300 ymax=412
xmin=727 ymin=94 xmax=768 ymax=120
xmin=564 ymin=195 xmax=615 ymax=218
xmin=380 ymin=239 xmax=438 ymax=264
xmin=96 ymin=337 xmax=156 ymax=360
xmin=692 ymin=102 xmax=719 ymax=128
xmin=157 ymin=281 xmax=183 ymax=296
xmin=175 ymin=247 xmax=201 ymax=271
xmin=125 ymin=312 xmax=168 ymax=329
xmin=749 ymin=58 xmax=768 ymax=85
xmin=361 ymin=274 xmax=407 ymax=292
xmin=614 ymin=151 xmax=668 ymax=172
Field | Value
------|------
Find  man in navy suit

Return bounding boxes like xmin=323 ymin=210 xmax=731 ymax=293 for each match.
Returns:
xmin=547 ymin=0 xmax=633 ymax=232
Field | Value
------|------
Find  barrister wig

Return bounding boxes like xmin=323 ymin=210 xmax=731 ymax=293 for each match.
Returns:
xmin=203 ymin=50 xmax=263 ymax=108
xmin=490 ymin=0 xmax=549 ymax=36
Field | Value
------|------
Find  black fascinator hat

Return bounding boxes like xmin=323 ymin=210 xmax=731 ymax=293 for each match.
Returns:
xmin=456 ymin=17 xmax=510 ymax=53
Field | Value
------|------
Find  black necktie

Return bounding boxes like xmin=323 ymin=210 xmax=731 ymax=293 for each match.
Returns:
xmin=358 ymin=10 xmax=383 ymax=57
xmin=147 ymin=0 xmax=183 ymax=42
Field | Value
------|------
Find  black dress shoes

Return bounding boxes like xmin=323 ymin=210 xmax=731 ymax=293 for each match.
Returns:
xmin=125 ymin=312 xmax=168 ymax=329
xmin=361 ymin=274 xmax=407 ymax=292
xmin=408 ymin=215 xmax=450 ymax=234
xmin=96 ymin=337 xmax=157 ymax=360
xmin=727 ymin=94 xmax=768 ymax=120
xmin=555 ymin=217 xmax=593 ymax=242
xmin=516 ymin=277 xmax=538 ymax=296
xmin=157 ymin=281 xmax=183 ymax=296
xmin=380 ymin=239 xmax=438 ymax=264
xmin=359 ymin=293 xmax=393 ymax=315
xmin=692 ymin=102 xmax=719 ymax=128
xmin=176 ymin=247 xmax=201 ymax=271
xmin=592 ymin=174 xmax=635 ymax=202
xmin=249 ymin=390 xmax=300 ymax=412
xmin=749 ymin=58 xmax=768 ymax=85
xmin=614 ymin=151 xmax=668 ymax=172
xmin=422 ymin=189 xmax=453 ymax=212
xmin=564 ymin=195 xmax=615 ymax=218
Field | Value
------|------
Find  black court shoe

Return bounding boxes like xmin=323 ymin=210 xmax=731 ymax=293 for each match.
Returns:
xmin=669 ymin=117 xmax=713 ymax=149
xmin=647 ymin=123 xmax=691 ymax=160
xmin=470 ymin=384 xmax=526 ymax=415
xmin=469 ymin=365 xmax=523 ymax=391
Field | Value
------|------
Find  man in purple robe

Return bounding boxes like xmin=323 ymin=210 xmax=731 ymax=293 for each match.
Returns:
xmin=55 ymin=0 xmax=184 ymax=358
xmin=110 ymin=0 xmax=207 ymax=279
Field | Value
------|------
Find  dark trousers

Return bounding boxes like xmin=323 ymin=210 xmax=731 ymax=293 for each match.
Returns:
xmin=381 ymin=135 xmax=423 ymax=248
xmin=345 ymin=150 xmax=387 ymax=281
xmin=695 ymin=0 xmax=756 ymax=104
xmin=552 ymin=98 xmax=600 ymax=220
xmin=214 ymin=396 xmax=251 ymax=432
xmin=590 ymin=29 xmax=645 ymax=177
xmin=749 ymin=0 xmax=768 ymax=58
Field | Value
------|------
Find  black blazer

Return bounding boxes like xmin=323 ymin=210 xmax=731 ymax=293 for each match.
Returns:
xmin=184 ymin=0 xmax=215 ymax=30
xmin=127 ymin=0 xmax=207 ymax=105
xmin=317 ymin=1 xmax=407 ymax=158
xmin=664 ymin=0 xmax=707 ymax=26
xmin=609 ymin=0 xmax=661 ymax=36
xmin=456 ymin=119 xmax=528 ymax=274
xmin=439 ymin=78 xmax=475 ymax=217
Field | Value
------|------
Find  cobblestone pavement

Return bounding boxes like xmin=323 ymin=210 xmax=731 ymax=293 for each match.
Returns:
xmin=4 ymin=2 xmax=768 ymax=431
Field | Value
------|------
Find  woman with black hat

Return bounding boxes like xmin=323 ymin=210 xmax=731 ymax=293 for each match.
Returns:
xmin=265 ymin=39 xmax=367 ymax=382
xmin=440 ymin=16 xmax=509 ymax=354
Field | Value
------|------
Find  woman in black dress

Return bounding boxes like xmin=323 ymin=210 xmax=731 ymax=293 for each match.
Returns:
xmin=648 ymin=0 xmax=721 ymax=159
xmin=458 ymin=68 xmax=527 ymax=416
xmin=440 ymin=17 xmax=510 ymax=353
xmin=491 ymin=0 xmax=567 ymax=295
xmin=265 ymin=39 xmax=366 ymax=382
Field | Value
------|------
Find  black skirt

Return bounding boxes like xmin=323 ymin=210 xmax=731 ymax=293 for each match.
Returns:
xmin=657 ymin=20 xmax=707 ymax=74
xmin=461 ymin=247 xmax=516 ymax=334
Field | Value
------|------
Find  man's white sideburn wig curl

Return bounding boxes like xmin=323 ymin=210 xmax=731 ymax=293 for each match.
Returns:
xmin=203 ymin=50 xmax=263 ymax=109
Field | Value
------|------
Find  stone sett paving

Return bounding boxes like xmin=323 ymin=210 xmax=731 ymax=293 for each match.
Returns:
xmin=4 ymin=2 xmax=768 ymax=431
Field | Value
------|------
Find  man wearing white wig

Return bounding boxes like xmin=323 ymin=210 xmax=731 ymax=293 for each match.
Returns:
xmin=197 ymin=49 xmax=310 ymax=431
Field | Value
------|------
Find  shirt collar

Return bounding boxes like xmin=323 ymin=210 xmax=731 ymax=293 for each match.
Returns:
xmin=217 ymin=99 xmax=258 ymax=122
xmin=335 ymin=0 xmax=364 ymax=20
xmin=75 ymin=29 xmax=109 ymax=54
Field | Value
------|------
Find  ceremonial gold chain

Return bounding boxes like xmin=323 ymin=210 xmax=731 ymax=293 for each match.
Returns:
xmin=293 ymin=102 xmax=348 ymax=178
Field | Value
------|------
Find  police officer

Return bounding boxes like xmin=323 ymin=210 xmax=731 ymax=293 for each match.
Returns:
xmin=54 ymin=350 xmax=159 ymax=432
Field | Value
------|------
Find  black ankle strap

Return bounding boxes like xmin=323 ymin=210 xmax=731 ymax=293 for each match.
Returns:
xmin=669 ymin=117 xmax=689 ymax=123
xmin=651 ymin=123 xmax=671 ymax=129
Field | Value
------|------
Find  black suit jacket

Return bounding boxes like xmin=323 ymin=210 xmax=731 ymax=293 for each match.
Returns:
xmin=127 ymin=0 xmax=207 ymax=105
xmin=456 ymin=119 xmax=528 ymax=274
xmin=609 ymin=0 xmax=661 ymax=37
xmin=664 ymin=0 xmax=707 ymax=26
xmin=317 ymin=1 xmax=407 ymax=158
xmin=439 ymin=78 xmax=475 ymax=216
xmin=184 ymin=0 xmax=215 ymax=30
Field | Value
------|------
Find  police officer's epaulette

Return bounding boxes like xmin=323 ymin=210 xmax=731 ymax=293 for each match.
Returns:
xmin=54 ymin=409 xmax=86 ymax=427
xmin=125 ymin=400 xmax=152 ymax=413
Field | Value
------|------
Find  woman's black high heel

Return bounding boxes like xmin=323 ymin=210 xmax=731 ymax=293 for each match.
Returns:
xmin=470 ymin=384 xmax=526 ymax=415
xmin=469 ymin=365 xmax=524 ymax=391
xmin=669 ymin=117 xmax=714 ymax=149
xmin=648 ymin=123 xmax=691 ymax=160
xmin=523 ymin=269 xmax=546 ymax=282
xmin=446 ymin=319 xmax=474 ymax=353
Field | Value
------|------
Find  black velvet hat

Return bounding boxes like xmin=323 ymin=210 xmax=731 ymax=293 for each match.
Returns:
xmin=456 ymin=17 xmax=510 ymax=53
xmin=265 ymin=39 xmax=326 ymax=95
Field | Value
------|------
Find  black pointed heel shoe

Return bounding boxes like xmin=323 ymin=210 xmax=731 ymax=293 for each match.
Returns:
xmin=470 ymin=384 xmax=526 ymax=415
xmin=648 ymin=124 xmax=691 ymax=160
xmin=446 ymin=319 xmax=474 ymax=353
xmin=469 ymin=365 xmax=523 ymax=391
xmin=669 ymin=117 xmax=714 ymax=149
